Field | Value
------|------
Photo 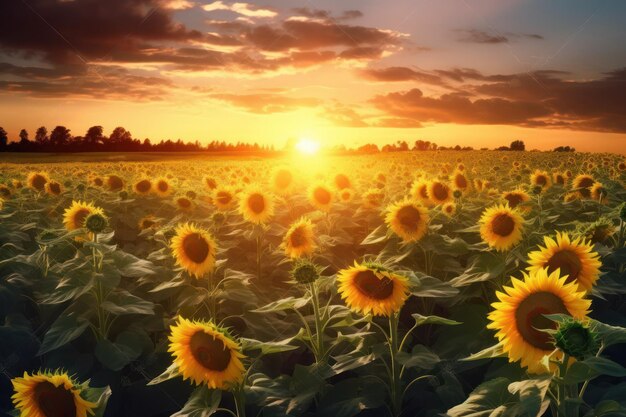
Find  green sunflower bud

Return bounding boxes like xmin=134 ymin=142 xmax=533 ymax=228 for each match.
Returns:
xmin=84 ymin=213 xmax=108 ymax=234
xmin=186 ymin=190 xmax=197 ymax=200
xmin=119 ymin=190 xmax=129 ymax=200
xmin=453 ymin=190 xmax=462 ymax=199
xmin=212 ymin=212 xmax=226 ymax=224
xmin=291 ymin=260 xmax=320 ymax=284
xmin=532 ymin=185 xmax=543 ymax=195
xmin=554 ymin=319 xmax=600 ymax=360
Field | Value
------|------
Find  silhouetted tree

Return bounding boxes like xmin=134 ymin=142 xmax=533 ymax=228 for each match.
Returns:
xmin=510 ymin=140 xmax=525 ymax=151
xmin=0 ymin=127 xmax=7 ymax=150
xmin=50 ymin=126 xmax=71 ymax=147
xmin=35 ymin=126 xmax=48 ymax=146
xmin=85 ymin=126 xmax=104 ymax=146
xmin=554 ymin=145 xmax=575 ymax=152
xmin=19 ymin=129 xmax=29 ymax=144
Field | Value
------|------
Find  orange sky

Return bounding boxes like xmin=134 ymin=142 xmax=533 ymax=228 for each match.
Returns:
xmin=1 ymin=0 xmax=625 ymax=152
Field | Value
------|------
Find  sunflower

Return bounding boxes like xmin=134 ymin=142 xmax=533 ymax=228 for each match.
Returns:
xmin=308 ymin=183 xmax=334 ymax=212
xmin=171 ymin=223 xmax=217 ymax=278
xmin=283 ymin=218 xmax=316 ymax=258
xmin=385 ymin=199 xmax=429 ymax=243
xmin=204 ymin=176 xmax=218 ymax=190
xmin=11 ymin=370 xmax=97 ymax=417
xmin=133 ymin=179 xmax=152 ymax=195
xmin=502 ymin=189 xmax=530 ymax=209
xmin=427 ymin=180 xmax=452 ymax=205
xmin=27 ymin=172 xmax=49 ymax=191
xmin=138 ymin=215 xmax=159 ymax=231
xmin=338 ymin=188 xmax=354 ymax=203
xmin=213 ymin=188 xmax=236 ymax=211
xmin=176 ymin=197 xmax=194 ymax=212
xmin=238 ymin=188 xmax=274 ymax=224
xmin=572 ymin=174 xmax=595 ymax=198
xmin=479 ymin=204 xmax=524 ymax=251
xmin=487 ymin=268 xmax=591 ymax=373
xmin=271 ymin=167 xmax=294 ymax=194
xmin=451 ymin=171 xmax=469 ymax=192
xmin=63 ymin=201 xmax=104 ymax=232
xmin=154 ymin=178 xmax=172 ymax=197
xmin=334 ymin=173 xmax=352 ymax=190
xmin=45 ymin=180 xmax=63 ymax=196
xmin=530 ymin=170 xmax=551 ymax=190
xmin=105 ymin=175 xmax=124 ymax=192
xmin=168 ymin=317 xmax=245 ymax=389
xmin=527 ymin=231 xmax=601 ymax=293
xmin=337 ymin=262 xmax=410 ymax=317
xmin=590 ymin=182 xmax=607 ymax=203
xmin=410 ymin=180 xmax=431 ymax=205
xmin=442 ymin=202 xmax=456 ymax=216
xmin=0 ymin=184 xmax=11 ymax=198
xmin=553 ymin=172 xmax=567 ymax=186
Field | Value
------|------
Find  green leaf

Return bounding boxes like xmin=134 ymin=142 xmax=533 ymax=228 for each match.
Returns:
xmin=461 ymin=342 xmax=508 ymax=361
xmin=508 ymin=377 xmax=552 ymax=417
xmin=252 ymin=296 xmax=310 ymax=313
xmin=411 ymin=314 xmax=462 ymax=327
xmin=172 ymin=386 xmax=222 ymax=417
xmin=81 ymin=385 xmax=113 ymax=417
xmin=361 ymin=225 xmax=388 ymax=245
xmin=447 ymin=377 xmax=515 ymax=417
xmin=241 ymin=337 xmax=299 ymax=355
xmin=396 ymin=345 xmax=440 ymax=369
xmin=39 ymin=311 xmax=90 ymax=355
xmin=566 ymin=357 xmax=626 ymax=384
xmin=95 ymin=331 xmax=145 ymax=371
xmin=147 ymin=362 xmax=180 ymax=386
xmin=410 ymin=275 xmax=459 ymax=298
xmin=101 ymin=290 xmax=154 ymax=316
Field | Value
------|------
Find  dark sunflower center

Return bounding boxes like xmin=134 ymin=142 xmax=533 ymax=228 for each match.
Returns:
xmin=556 ymin=175 xmax=565 ymax=185
xmin=432 ymin=183 xmax=449 ymax=200
xmin=396 ymin=205 xmax=421 ymax=231
xmin=504 ymin=194 xmax=523 ymax=208
xmin=32 ymin=175 xmax=47 ymax=190
xmin=34 ymin=381 xmax=76 ymax=417
xmin=314 ymin=187 xmax=331 ymax=205
xmin=141 ymin=219 xmax=155 ymax=229
xmin=74 ymin=208 xmax=91 ymax=227
xmin=182 ymin=233 xmax=210 ymax=264
xmin=335 ymin=174 xmax=350 ymax=189
xmin=455 ymin=175 xmax=467 ymax=188
xmin=248 ymin=194 xmax=265 ymax=214
xmin=94 ymin=178 xmax=103 ymax=186
xmin=289 ymin=227 xmax=307 ymax=247
xmin=491 ymin=213 xmax=515 ymax=237
xmin=275 ymin=171 xmax=292 ymax=189
xmin=158 ymin=181 xmax=168 ymax=192
xmin=178 ymin=198 xmax=191 ymax=208
xmin=577 ymin=178 xmax=594 ymax=189
xmin=353 ymin=270 xmax=394 ymax=300
xmin=546 ymin=250 xmax=582 ymax=284
xmin=108 ymin=176 xmax=123 ymax=190
xmin=136 ymin=180 xmax=151 ymax=193
xmin=190 ymin=331 xmax=231 ymax=371
xmin=515 ymin=291 xmax=569 ymax=350
xmin=49 ymin=183 xmax=61 ymax=194
xmin=216 ymin=192 xmax=231 ymax=205
xmin=419 ymin=186 xmax=428 ymax=199
xmin=207 ymin=179 xmax=217 ymax=189
xmin=535 ymin=175 xmax=547 ymax=186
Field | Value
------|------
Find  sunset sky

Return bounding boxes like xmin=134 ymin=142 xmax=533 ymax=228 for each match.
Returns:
xmin=1 ymin=0 xmax=625 ymax=152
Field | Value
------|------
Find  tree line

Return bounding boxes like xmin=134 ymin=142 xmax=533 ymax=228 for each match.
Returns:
xmin=0 ymin=126 xmax=574 ymax=153
xmin=0 ymin=125 xmax=276 ymax=153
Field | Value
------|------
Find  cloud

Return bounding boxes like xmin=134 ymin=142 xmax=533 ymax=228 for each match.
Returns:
xmin=209 ymin=92 xmax=320 ymax=113
xmin=202 ymin=1 xmax=277 ymax=18
xmin=359 ymin=66 xmax=444 ymax=85
xmin=455 ymin=29 xmax=544 ymax=44
xmin=369 ymin=68 xmax=626 ymax=133
xmin=291 ymin=8 xmax=363 ymax=21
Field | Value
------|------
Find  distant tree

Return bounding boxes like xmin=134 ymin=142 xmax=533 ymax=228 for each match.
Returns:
xmin=35 ymin=126 xmax=48 ymax=145
xmin=19 ymin=129 xmax=29 ymax=144
xmin=85 ymin=126 xmax=104 ymax=145
xmin=109 ymin=126 xmax=132 ymax=145
xmin=496 ymin=146 xmax=510 ymax=151
xmin=510 ymin=140 xmax=525 ymax=151
xmin=554 ymin=145 xmax=575 ymax=152
xmin=0 ymin=127 xmax=7 ymax=149
xmin=50 ymin=126 xmax=71 ymax=147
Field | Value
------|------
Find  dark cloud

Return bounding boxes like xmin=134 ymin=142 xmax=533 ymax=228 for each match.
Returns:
xmin=359 ymin=66 xmax=444 ymax=85
xmin=455 ymin=29 xmax=543 ymax=44
xmin=291 ymin=8 xmax=364 ymax=21
xmin=370 ymin=69 xmax=626 ymax=133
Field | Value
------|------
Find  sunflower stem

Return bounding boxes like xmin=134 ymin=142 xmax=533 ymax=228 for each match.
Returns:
xmin=310 ymin=282 xmax=326 ymax=363
xmin=255 ymin=233 xmax=262 ymax=280
xmin=234 ymin=385 xmax=246 ymax=417
xmin=388 ymin=312 xmax=402 ymax=417
xmin=207 ymin=272 xmax=217 ymax=320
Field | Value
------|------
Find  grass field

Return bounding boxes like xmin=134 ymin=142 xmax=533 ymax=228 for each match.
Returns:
xmin=1 ymin=150 xmax=625 ymax=417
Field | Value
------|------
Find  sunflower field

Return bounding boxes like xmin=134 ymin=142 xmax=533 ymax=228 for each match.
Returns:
xmin=1 ymin=151 xmax=626 ymax=417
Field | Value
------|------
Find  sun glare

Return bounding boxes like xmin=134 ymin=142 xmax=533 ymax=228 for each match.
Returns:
xmin=295 ymin=138 xmax=320 ymax=156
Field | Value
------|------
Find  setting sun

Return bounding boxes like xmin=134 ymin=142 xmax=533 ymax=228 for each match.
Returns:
xmin=295 ymin=138 xmax=320 ymax=155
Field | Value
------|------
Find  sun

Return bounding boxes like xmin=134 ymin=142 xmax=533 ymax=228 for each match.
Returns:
xmin=295 ymin=138 xmax=320 ymax=155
